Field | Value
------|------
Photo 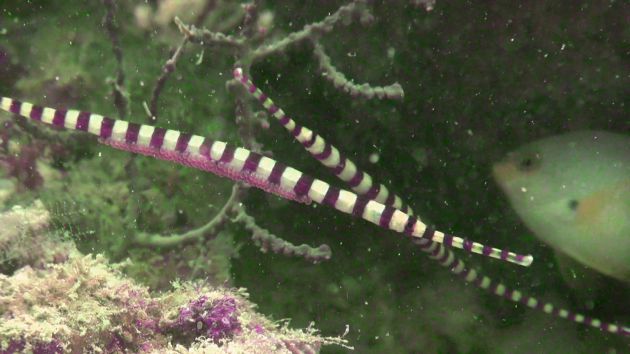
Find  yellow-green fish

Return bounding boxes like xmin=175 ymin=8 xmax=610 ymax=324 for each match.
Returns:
xmin=493 ymin=131 xmax=630 ymax=282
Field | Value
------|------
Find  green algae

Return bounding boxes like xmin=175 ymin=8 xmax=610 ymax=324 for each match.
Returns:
xmin=0 ymin=1 xmax=628 ymax=353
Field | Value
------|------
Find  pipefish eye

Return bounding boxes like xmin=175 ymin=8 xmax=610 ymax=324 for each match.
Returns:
xmin=568 ymin=199 xmax=579 ymax=211
xmin=517 ymin=153 xmax=541 ymax=172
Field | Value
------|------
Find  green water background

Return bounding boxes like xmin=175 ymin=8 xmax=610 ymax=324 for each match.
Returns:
xmin=0 ymin=1 xmax=628 ymax=352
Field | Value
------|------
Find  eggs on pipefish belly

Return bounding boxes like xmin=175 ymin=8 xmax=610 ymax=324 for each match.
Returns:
xmin=492 ymin=131 xmax=630 ymax=282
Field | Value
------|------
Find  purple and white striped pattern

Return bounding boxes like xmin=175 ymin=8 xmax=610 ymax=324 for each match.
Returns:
xmin=232 ymin=69 xmax=630 ymax=337
xmin=416 ymin=237 xmax=630 ymax=336
xmin=1 ymin=97 xmax=628 ymax=336
xmin=233 ymin=68 xmax=413 ymax=216
xmin=233 ymin=69 xmax=533 ymax=267
xmin=0 ymin=97 xmax=309 ymax=205
xmin=0 ymin=96 xmax=532 ymax=266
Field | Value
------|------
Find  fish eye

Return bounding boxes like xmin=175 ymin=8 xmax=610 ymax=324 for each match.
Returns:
xmin=517 ymin=153 xmax=540 ymax=172
xmin=568 ymin=199 xmax=579 ymax=211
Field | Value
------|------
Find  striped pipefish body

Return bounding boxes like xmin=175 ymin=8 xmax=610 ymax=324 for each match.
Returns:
xmin=2 ymin=96 xmax=629 ymax=336
xmin=0 ymin=96 xmax=531 ymax=266
xmin=233 ymin=68 xmax=413 ymax=216
xmin=232 ymin=68 xmax=630 ymax=337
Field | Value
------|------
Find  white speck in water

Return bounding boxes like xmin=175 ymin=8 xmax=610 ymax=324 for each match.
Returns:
xmin=387 ymin=47 xmax=395 ymax=59
xmin=560 ymin=43 xmax=566 ymax=50
xmin=520 ymin=187 xmax=527 ymax=193
xmin=98 ymin=152 xmax=102 ymax=157
xmin=369 ymin=152 xmax=379 ymax=164
xmin=195 ymin=49 xmax=204 ymax=65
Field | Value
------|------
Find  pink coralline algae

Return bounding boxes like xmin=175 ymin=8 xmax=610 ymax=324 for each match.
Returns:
xmin=173 ymin=296 xmax=242 ymax=344
xmin=0 ymin=340 xmax=24 ymax=354
xmin=1 ymin=338 xmax=63 ymax=354
xmin=0 ymin=202 xmax=349 ymax=353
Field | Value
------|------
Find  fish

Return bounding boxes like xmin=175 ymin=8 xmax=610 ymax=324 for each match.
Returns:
xmin=493 ymin=130 xmax=630 ymax=282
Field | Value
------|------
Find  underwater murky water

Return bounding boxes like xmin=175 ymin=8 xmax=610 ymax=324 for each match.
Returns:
xmin=0 ymin=1 xmax=628 ymax=353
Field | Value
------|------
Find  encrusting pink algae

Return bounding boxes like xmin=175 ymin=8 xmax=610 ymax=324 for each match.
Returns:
xmin=0 ymin=201 xmax=348 ymax=353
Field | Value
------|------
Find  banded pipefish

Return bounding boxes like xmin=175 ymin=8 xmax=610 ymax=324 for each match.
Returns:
xmin=2 ymin=92 xmax=628 ymax=336
xmin=232 ymin=68 xmax=630 ymax=337
xmin=0 ymin=96 xmax=529 ymax=266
